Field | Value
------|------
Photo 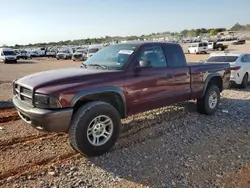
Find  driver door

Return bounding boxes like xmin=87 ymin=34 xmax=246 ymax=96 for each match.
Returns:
xmin=125 ymin=45 xmax=175 ymax=115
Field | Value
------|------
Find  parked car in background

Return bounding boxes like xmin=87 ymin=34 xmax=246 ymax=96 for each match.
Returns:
xmin=56 ymin=47 xmax=73 ymax=60
xmin=13 ymin=42 xmax=230 ymax=156
xmin=205 ymin=52 xmax=250 ymax=88
xmin=188 ymin=42 xmax=208 ymax=54
xmin=36 ymin=47 xmax=46 ymax=56
xmin=0 ymin=48 xmax=17 ymax=63
xmin=72 ymin=49 xmax=87 ymax=61
xmin=46 ymin=49 xmax=57 ymax=58
xmin=87 ymin=46 xmax=101 ymax=58
xmin=16 ymin=50 xmax=31 ymax=59
xmin=232 ymin=39 xmax=246 ymax=45
xmin=30 ymin=50 xmax=40 ymax=57
xmin=207 ymin=41 xmax=228 ymax=51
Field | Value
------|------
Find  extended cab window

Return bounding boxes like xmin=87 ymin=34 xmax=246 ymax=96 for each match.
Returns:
xmin=163 ymin=44 xmax=186 ymax=67
xmin=137 ymin=46 xmax=167 ymax=67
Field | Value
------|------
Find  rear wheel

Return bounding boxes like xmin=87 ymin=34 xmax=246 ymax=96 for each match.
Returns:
xmin=69 ymin=101 xmax=121 ymax=156
xmin=197 ymin=85 xmax=220 ymax=115
xmin=241 ymin=73 xmax=248 ymax=89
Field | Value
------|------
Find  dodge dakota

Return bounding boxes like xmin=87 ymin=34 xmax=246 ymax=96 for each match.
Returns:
xmin=12 ymin=42 xmax=231 ymax=156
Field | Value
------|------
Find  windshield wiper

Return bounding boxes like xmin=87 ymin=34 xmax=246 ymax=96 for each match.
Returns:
xmin=88 ymin=64 xmax=108 ymax=69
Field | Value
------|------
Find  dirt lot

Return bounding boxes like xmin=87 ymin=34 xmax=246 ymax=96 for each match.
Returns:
xmin=1 ymin=42 xmax=250 ymax=188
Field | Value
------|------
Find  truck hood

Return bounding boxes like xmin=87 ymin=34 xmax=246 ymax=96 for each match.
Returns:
xmin=16 ymin=68 xmax=120 ymax=89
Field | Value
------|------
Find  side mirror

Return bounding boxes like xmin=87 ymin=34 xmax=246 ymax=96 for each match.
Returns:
xmin=133 ymin=60 xmax=152 ymax=73
xmin=138 ymin=60 xmax=151 ymax=68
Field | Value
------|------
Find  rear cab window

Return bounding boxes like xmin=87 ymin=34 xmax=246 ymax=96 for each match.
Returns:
xmin=163 ymin=44 xmax=186 ymax=67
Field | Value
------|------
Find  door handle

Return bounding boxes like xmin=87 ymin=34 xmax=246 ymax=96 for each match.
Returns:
xmin=166 ymin=74 xmax=173 ymax=79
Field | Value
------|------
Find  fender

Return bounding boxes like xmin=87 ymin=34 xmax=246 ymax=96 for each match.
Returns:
xmin=70 ymin=86 xmax=127 ymax=117
xmin=201 ymin=73 xmax=222 ymax=97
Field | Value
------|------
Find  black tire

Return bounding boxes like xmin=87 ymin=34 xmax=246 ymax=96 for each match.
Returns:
xmin=241 ymin=73 xmax=248 ymax=89
xmin=197 ymin=85 xmax=220 ymax=115
xmin=56 ymin=58 xmax=59 ymax=60
xmin=69 ymin=101 xmax=121 ymax=156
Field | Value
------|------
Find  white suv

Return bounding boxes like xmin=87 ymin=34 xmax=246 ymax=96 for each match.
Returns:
xmin=188 ymin=42 xmax=208 ymax=54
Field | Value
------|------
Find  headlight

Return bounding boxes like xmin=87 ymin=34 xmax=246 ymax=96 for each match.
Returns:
xmin=34 ymin=94 xmax=62 ymax=109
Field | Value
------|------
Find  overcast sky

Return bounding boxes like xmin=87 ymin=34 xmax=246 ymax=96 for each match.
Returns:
xmin=0 ymin=0 xmax=249 ymax=45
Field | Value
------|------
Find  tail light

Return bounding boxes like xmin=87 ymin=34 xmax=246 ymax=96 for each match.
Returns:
xmin=231 ymin=66 xmax=241 ymax=70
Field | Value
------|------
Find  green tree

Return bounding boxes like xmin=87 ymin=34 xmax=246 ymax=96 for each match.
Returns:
xmin=209 ymin=29 xmax=217 ymax=36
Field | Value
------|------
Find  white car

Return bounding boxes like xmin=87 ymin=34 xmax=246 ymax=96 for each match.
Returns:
xmin=0 ymin=48 xmax=17 ymax=63
xmin=188 ymin=42 xmax=208 ymax=54
xmin=87 ymin=47 xmax=101 ymax=58
xmin=205 ymin=52 xmax=250 ymax=88
xmin=72 ymin=49 xmax=87 ymax=61
xmin=56 ymin=47 xmax=73 ymax=60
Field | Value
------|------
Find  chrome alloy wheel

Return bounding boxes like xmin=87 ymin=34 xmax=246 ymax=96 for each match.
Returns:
xmin=87 ymin=115 xmax=113 ymax=146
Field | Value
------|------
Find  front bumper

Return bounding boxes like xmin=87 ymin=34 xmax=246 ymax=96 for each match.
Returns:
xmin=13 ymin=96 xmax=73 ymax=132
xmin=4 ymin=59 xmax=17 ymax=63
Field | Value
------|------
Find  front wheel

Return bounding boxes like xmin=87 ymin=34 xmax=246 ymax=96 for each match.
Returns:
xmin=69 ymin=101 xmax=121 ymax=156
xmin=197 ymin=85 xmax=220 ymax=115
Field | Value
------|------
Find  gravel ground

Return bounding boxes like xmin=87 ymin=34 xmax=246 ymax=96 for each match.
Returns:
xmin=0 ymin=87 xmax=250 ymax=188
xmin=1 ymin=43 xmax=250 ymax=188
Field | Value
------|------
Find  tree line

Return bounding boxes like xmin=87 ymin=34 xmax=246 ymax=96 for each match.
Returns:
xmin=6 ymin=23 xmax=250 ymax=48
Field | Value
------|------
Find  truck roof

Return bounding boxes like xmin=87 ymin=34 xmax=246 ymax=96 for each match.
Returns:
xmin=115 ymin=41 xmax=180 ymax=47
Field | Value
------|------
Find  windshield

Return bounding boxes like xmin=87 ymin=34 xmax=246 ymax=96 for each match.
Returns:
xmin=58 ymin=50 xmax=69 ymax=53
xmin=3 ymin=51 xmax=15 ymax=56
xmin=88 ymin=48 xmax=99 ymax=53
xmin=76 ymin=50 xmax=85 ymax=53
xmin=84 ymin=44 xmax=137 ymax=70
xmin=206 ymin=56 xmax=238 ymax=62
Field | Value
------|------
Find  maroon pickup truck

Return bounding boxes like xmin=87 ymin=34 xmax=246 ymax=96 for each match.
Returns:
xmin=13 ymin=42 xmax=231 ymax=156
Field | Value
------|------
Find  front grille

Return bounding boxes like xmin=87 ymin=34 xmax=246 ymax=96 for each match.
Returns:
xmin=73 ymin=54 xmax=82 ymax=59
xmin=14 ymin=84 xmax=33 ymax=105
xmin=57 ymin=54 xmax=65 ymax=58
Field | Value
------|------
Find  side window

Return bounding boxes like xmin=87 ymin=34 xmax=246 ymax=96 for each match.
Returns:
xmin=241 ymin=55 xmax=250 ymax=62
xmin=203 ymin=43 xmax=208 ymax=47
xmin=198 ymin=43 xmax=203 ymax=47
xmin=163 ymin=44 xmax=186 ymax=67
xmin=137 ymin=46 xmax=167 ymax=67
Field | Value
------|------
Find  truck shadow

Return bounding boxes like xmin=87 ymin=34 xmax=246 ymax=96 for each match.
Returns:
xmin=87 ymin=97 xmax=250 ymax=187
